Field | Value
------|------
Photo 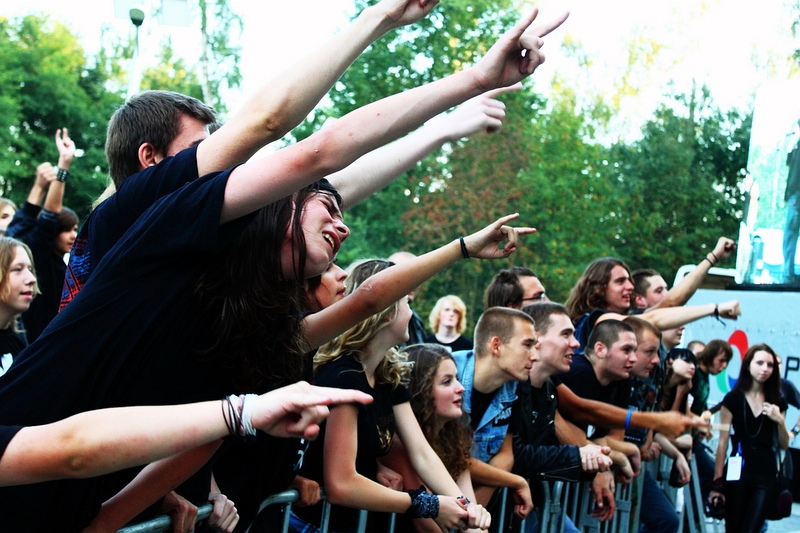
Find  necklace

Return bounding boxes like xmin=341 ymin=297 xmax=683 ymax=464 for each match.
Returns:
xmin=743 ymin=392 xmax=765 ymax=439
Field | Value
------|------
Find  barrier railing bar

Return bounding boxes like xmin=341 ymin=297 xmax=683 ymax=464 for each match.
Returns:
xmin=117 ymin=503 xmax=213 ymax=533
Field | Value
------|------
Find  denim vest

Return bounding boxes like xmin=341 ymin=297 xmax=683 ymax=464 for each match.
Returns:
xmin=452 ymin=349 xmax=518 ymax=463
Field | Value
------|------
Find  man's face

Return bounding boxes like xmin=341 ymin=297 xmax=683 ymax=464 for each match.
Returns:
xmin=604 ymin=265 xmax=634 ymax=314
xmin=642 ymin=275 xmax=668 ymax=309
xmin=162 ymin=114 xmax=210 ymax=160
xmin=519 ymin=275 xmax=548 ymax=304
xmin=596 ymin=331 xmax=638 ymax=382
xmin=533 ymin=313 xmax=579 ymax=377
xmin=661 ymin=325 xmax=685 ymax=350
xmin=630 ymin=330 xmax=661 ymax=378
xmin=496 ymin=320 xmax=539 ymax=382
xmin=709 ymin=352 xmax=729 ymax=375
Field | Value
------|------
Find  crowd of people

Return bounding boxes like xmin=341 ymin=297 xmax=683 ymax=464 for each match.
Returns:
xmin=0 ymin=1 xmax=794 ymax=532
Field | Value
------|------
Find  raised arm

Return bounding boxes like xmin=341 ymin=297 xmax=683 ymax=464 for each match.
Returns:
xmin=43 ymin=128 xmax=76 ymax=214
xmin=196 ymin=0 xmax=441 ymax=176
xmin=595 ymin=300 xmax=741 ymax=332
xmin=219 ymin=9 xmax=569 ymax=224
xmin=302 ymin=213 xmax=534 ymax=349
xmin=330 ymin=86 xmax=518 ymax=209
xmin=651 ymin=237 xmax=736 ymax=310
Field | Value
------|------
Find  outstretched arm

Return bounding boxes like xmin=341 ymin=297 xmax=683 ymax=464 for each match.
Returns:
xmin=330 ymin=86 xmax=518 ymax=209
xmin=651 ymin=237 xmax=736 ymax=310
xmin=596 ymin=300 xmax=741 ymax=332
xmin=301 ymin=213 xmax=534 ymax=349
xmin=556 ymin=384 xmax=705 ymax=438
xmin=196 ymin=0 xmax=441 ymax=176
xmin=219 ymin=9 xmax=569 ymax=224
xmin=0 ymin=382 xmax=372 ymax=487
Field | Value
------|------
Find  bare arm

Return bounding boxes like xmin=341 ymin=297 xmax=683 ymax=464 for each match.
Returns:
xmin=651 ymin=237 xmax=736 ymax=310
xmin=330 ymin=86 xmax=517 ymax=209
xmin=595 ymin=300 xmax=741 ymax=333
xmin=302 ymin=213 xmax=533 ymax=349
xmin=196 ymin=0 xmax=440 ymax=176
xmin=556 ymin=384 xmax=703 ymax=438
xmin=469 ymin=457 xmax=533 ymax=519
xmin=42 ymin=129 xmax=75 ymax=214
xmin=219 ymin=9 xmax=569 ymax=224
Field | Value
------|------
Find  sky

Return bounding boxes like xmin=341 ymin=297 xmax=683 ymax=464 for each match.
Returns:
xmin=4 ymin=0 xmax=800 ymax=134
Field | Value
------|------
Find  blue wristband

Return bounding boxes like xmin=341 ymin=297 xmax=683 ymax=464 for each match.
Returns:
xmin=625 ymin=408 xmax=634 ymax=431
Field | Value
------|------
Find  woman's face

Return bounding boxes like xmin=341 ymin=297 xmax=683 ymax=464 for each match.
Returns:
xmin=281 ymin=193 xmax=350 ymax=280
xmin=387 ymin=296 xmax=412 ymax=345
xmin=671 ymin=357 xmax=696 ymax=380
xmin=2 ymin=246 xmax=36 ymax=315
xmin=431 ymin=358 xmax=465 ymax=421
xmin=55 ymin=225 xmax=78 ymax=255
xmin=749 ymin=350 xmax=774 ymax=384
xmin=438 ymin=302 xmax=460 ymax=330
xmin=310 ymin=262 xmax=347 ymax=312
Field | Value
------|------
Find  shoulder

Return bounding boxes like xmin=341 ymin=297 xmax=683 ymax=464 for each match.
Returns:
xmin=315 ymin=353 xmax=367 ymax=390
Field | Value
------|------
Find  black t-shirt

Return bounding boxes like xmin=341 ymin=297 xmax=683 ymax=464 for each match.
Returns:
xmin=470 ymin=389 xmax=494 ymax=432
xmin=0 ymin=169 xmax=253 ymax=532
xmin=60 ymin=146 xmax=200 ymax=310
xmin=296 ymin=353 xmax=411 ymax=532
xmin=424 ymin=333 xmax=473 ymax=352
xmin=721 ymin=389 xmax=788 ymax=480
xmin=553 ymin=353 xmax=626 ymax=439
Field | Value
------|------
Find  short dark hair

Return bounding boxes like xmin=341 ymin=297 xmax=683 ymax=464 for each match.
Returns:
xmin=57 ymin=207 xmax=78 ymax=234
xmin=522 ymin=302 xmax=569 ymax=336
xmin=474 ymin=307 xmax=534 ymax=356
xmin=623 ymin=315 xmax=661 ymax=343
xmin=585 ymin=319 xmax=634 ymax=357
xmin=631 ymin=268 xmax=661 ymax=298
xmin=105 ymin=90 xmax=217 ymax=187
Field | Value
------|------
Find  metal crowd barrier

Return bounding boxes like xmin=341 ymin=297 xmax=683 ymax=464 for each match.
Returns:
xmin=117 ymin=503 xmax=213 ymax=532
xmin=120 ymin=456 xmax=715 ymax=533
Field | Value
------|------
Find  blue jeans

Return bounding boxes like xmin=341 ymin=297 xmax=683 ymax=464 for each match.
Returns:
xmin=783 ymin=193 xmax=800 ymax=279
xmin=638 ymin=470 xmax=679 ymax=533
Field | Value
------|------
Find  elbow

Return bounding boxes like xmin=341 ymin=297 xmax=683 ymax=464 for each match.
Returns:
xmin=353 ymin=281 xmax=391 ymax=317
xmin=324 ymin=478 xmax=353 ymax=506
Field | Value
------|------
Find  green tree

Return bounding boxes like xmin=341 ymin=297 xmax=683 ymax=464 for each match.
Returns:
xmin=608 ymin=84 xmax=750 ymax=282
xmin=0 ymin=14 xmax=123 ymax=216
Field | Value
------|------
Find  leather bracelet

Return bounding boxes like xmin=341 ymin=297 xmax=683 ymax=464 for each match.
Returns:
xmin=56 ymin=168 xmax=70 ymax=182
xmin=459 ymin=237 xmax=470 ymax=259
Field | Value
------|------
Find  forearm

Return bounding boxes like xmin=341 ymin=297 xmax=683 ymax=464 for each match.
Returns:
xmin=302 ymin=239 xmax=463 ymax=349
xmin=86 ymin=443 xmax=221 ymax=532
xmin=640 ymin=303 xmax=716 ymax=331
xmin=43 ymin=180 xmax=65 ymax=214
xmin=654 ymin=262 xmax=710 ymax=310
xmin=778 ymin=412 xmax=791 ymax=450
xmin=469 ymin=458 xmax=525 ymax=491
xmin=26 ymin=183 xmax=47 ymax=206
xmin=329 ymin=118 xmax=461 ymax=209
xmin=1 ymin=402 xmax=227 ymax=485
xmin=199 ymin=5 xmax=394 ymax=175
xmin=713 ymin=434 xmax=729 ymax=479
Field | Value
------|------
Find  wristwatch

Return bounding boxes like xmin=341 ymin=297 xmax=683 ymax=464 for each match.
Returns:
xmin=56 ymin=168 xmax=70 ymax=182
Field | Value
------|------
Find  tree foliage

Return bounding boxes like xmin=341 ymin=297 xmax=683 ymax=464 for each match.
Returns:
xmin=0 ymin=14 xmax=123 ymax=215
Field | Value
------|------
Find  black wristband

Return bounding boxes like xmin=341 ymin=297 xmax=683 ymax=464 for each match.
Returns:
xmin=459 ymin=237 xmax=470 ymax=259
xmin=56 ymin=168 xmax=69 ymax=182
xmin=406 ymin=486 xmax=440 ymax=519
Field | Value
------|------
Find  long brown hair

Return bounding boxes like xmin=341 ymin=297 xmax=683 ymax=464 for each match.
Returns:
xmin=565 ymin=257 xmax=631 ymax=321
xmin=733 ymin=344 xmax=783 ymax=404
xmin=404 ymin=344 xmax=472 ymax=478
xmin=194 ymin=179 xmax=342 ymax=391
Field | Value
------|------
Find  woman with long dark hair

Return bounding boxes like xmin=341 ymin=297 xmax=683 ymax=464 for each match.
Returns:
xmin=709 ymin=344 xmax=790 ymax=532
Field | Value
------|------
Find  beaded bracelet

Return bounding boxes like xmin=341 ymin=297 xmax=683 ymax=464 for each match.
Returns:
xmin=406 ymin=486 xmax=440 ymax=519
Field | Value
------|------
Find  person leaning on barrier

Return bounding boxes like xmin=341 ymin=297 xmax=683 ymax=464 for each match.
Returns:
xmin=512 ymin=303 xmax=612 ymax=533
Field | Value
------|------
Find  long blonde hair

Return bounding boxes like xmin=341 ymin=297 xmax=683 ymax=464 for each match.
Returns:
xmin=314 ymin=259 xmax=412 ymax=387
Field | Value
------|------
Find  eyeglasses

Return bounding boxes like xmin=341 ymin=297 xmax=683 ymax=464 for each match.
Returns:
xmin=521 ymin=293 xmax=547 ymax=302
